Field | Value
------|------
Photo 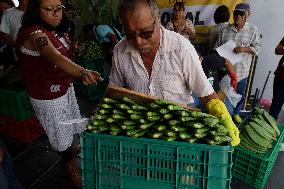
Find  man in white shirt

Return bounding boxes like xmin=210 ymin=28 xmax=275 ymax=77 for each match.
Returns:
xmin=110 ymin=0 xmax=240 ymax=146
xmin=0 ymin=0 xmax=29 ymax=60
xmin=111 ymin=0 xmax=215 ymax=105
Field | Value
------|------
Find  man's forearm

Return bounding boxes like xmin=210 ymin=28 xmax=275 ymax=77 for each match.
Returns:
xmin=224 ymin=58 xmax=235 ymax=74
xmin=242 ymin=47 xmax=254 ymax=54
xmin=199 ymin=92 xmax=219 ymax=107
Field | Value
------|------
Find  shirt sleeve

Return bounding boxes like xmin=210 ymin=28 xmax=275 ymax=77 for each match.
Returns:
xmin=213 ymin=30 xmax=223 ymax=49
xmin=208 ymin=26 xmax=218 ymax=50
xmin=109 ymin=44 xmax=126 ymax=87
xmin=181 ymin=42 xmax=215 ymax=97
xmin=249 ymin=26 xmax=262 ymax=56
xmin=0 ymin=11 xmax=11 ymax=34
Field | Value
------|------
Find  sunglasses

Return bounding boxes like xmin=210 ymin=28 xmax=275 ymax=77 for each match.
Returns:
xmin=124 ymin=20 xmax=156 ymax=40
xmin=233 ymin=10 xmax=246 ymax=17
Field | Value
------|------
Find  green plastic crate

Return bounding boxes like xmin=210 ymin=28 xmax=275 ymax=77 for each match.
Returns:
xmin=76 ymin=57 xmax=106 ymax=78
xmin=0 ymin=87 xmax=34 ymax=120
xmin=80 ymin=132 xmax=234 ymax=189
xmin=75 ymin=81 xmax=107 ymax=100
xmin=75 ymin=57 xmax=108 ymax=100
xmin=232 ymin=125 xmax=284 ymax=189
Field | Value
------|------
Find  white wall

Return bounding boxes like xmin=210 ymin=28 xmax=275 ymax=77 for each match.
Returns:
xmin=247 ymin=0 xmax=284 ymax=99
xmin=12 ymin=0 xmax=19 ymax=7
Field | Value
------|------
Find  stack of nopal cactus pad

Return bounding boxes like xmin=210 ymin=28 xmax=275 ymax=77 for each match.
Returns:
xmin=239 ymin=107 xmax=280 ymax=154
xmin=86 ymin=97 xmax=234 ymax=145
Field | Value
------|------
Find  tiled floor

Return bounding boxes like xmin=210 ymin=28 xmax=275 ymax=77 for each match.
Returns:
xmin=1 ymin=93 xmax=284 ymax=189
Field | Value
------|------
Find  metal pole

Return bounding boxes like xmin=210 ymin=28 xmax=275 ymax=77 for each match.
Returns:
xmin=257 ymin=71 xmax=271 ymax=104
xmin=243 ymin=54 xmax=257 ymax=110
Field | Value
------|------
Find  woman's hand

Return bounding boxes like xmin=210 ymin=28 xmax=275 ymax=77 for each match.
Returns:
xmin=184 ymin=25 xmax=196 ymax=41
xmin=80 ymin=69 xmax=103 ymax=85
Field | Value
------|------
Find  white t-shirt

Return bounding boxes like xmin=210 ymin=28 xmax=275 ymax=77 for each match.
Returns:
xmin=0 ymin=7 xmax=24 ymax=40
xmin=0 ymin=7 xmax=24 ymax=60
xmin=110 ymin=26 xmax=214 ymax=105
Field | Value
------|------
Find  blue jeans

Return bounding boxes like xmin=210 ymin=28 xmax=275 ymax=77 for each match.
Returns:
xmin=0 ymin=140 xmax=23 ymax=189
xmin=224 ymin=77 xmax=248 ymax=116
xmin=269 ymin=77 xmax=284 ymax=120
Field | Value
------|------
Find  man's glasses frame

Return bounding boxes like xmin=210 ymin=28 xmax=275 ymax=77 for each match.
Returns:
xmin=124 ymin=20 xmax=156 ymax=40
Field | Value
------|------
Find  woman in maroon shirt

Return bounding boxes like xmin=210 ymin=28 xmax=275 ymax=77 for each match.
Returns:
xmin=16 ymin=0 xmax=102 ymax=187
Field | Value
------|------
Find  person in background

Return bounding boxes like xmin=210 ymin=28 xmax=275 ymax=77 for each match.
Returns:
xmin=214 ymin=3 xmax=261 ymax=123
xmin=93 ymin=24 xmax=123 ymax=64
xmin=165 ymin=2 xmax=196 ymax=42
xmin=110 ymin=0 xmax=240 ymax=146
xmin=0 ymin=0 xmax=29 ymax=60
xmin=193 ymin=50 xmax=237 ymax=109
xmin=74 ymin=23 xmax=96 ymax=54
xmin=16 ymin=0 xmax=102 ymax=187
xmin=200 ymin=51 xmax=237 ymax=92
xmin=208 ymin=5 xmax=230 ymax=53
xmin=0 ymin=0 xmax=14 ymax=17
xmin=0 ymin=0 xmax=15 ymax=71
xmin=0 ymin=140 xmax=24 ymax=189
xmin=82 ymin=24 xmax=95 ymax=44
xmin=61 ymin=3 xmax=75 ymax=42
xmin=269 ymin=37 xmax=284 ymax=120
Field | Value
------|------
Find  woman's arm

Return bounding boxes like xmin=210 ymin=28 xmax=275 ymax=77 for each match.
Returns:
xmin=184 ymin=19 xmax=196 ymax=41
xmin=224 ymin=58 xmax=237 ymax=90
xmin=24 ymin=31 xmax=102 ymax=85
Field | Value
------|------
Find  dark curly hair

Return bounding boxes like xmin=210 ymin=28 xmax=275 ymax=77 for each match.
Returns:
xmin=213 ymin=5 xmax=230 ymax=24
xmin=0 ymin=0 xmax=15 ymax=9
xmin=21 ymin=0 xmax=66 ymax=36
xmin=173 ymin=2 xmax=185 ymax=11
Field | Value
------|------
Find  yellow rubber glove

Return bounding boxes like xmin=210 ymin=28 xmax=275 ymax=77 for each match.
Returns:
xmin=206 ymin=99 xmax=240 ymax=146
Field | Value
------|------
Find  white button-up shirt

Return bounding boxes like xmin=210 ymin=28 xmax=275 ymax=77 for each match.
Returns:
xmin=208 ymin=22 xmax=228 ymax=51
xmin=109 ymin=26 xmax=214 ymax=105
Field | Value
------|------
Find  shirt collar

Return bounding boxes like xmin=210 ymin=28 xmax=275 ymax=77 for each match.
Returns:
xmin=229 ymin=22 xmax=250 ymax=32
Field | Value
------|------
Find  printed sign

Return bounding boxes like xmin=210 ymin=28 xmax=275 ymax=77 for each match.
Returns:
xmin=158 ymin=0 xmax=246 ymax=43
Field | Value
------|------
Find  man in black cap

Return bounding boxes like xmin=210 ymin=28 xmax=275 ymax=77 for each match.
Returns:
xmin=214 ymin=3 xmax=262 ymax=123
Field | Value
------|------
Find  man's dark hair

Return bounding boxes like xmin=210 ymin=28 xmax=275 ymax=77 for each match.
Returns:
xmin=173 ymin=2 xmax=185 ymax=11
xmin=0 ymin=0 xmax=15 ymax=8
xmin=118 ymin=0 xmax=159 ymax=19
xmin=213 ymin=5 xmax=230 ymax=24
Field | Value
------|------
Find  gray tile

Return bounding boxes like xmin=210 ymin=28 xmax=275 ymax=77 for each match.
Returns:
xmin=13 ymin=147 xmax=59 ymax=188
